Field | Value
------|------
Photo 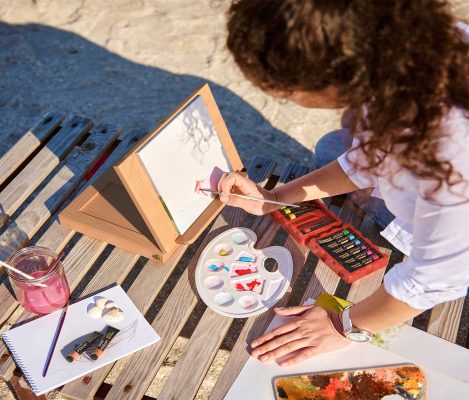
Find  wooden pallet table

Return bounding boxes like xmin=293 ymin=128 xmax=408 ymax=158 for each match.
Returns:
xmin=0 ymin=113 xmax=467 ymax=400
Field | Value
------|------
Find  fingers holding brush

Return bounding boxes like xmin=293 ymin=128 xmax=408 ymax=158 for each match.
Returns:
xmin=218 ymin=172 xmax=277 ymax=215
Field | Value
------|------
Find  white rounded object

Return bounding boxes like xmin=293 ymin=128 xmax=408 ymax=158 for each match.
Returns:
xmin=95 ymin=297 xmax=108 ymax=309
xmin=238 ymin=295 xmax=258 ymax=309
xmin=105 ymin=300 xmax=117 ymax=309
xmin=231 ymin=232 xmax=249 ymax=245
xmin=214 ymin=292 xmax=234 ymax=306
xmin=206 ymin=259 xmax=224 ymax=272
xmin=214 ymin=243 xmax=233 ymax=257
xmin=103 ymin=307 xmax=124 ymax=322
xmin=204 ymin=276 xmax=224 ymax=290
xmin=87 ymin=305 xmax=102 ymax=319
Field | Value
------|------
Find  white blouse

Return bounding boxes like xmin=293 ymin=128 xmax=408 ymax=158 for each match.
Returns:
xmin=338 ymin=107 xmax=469 ymax=309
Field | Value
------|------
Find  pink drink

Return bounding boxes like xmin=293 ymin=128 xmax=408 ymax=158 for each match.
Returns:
xmin=8 ymin=247 xmax=70 ymax=315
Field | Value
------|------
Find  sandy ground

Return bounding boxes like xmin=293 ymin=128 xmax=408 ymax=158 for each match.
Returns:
xmin=0 ymin=1 xmax=468 ymax=399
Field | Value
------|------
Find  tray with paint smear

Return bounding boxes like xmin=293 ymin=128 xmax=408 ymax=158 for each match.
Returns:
xmin=195 ymin=227 xmax=293 ymax=318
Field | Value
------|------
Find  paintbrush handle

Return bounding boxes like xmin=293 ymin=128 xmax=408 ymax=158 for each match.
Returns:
xmin=201 ymin=189 xmax=299 ymax=208
xmin=0 ymin=260 xmax=48 ymax=287
xmin=230 ymin=193 xmax=299 ymax=208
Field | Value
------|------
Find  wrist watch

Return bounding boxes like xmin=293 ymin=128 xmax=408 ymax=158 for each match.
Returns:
xmin=340 ymin=306 xmax=374 ymax=342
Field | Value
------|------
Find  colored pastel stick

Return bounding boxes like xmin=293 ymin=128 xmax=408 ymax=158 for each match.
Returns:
xmin=299 ymin=221 xmax=331 ymax=234
xmin=317 ymin=229 xmax=350 ymax=244
xmin=286 ymin=208 xmax=315 ymax=219
xmin=281 ymin=205 xmax=313 ymax=215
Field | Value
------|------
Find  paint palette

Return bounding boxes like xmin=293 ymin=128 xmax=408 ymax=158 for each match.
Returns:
xmin=195 ymin=227 xmax=293 ymax=317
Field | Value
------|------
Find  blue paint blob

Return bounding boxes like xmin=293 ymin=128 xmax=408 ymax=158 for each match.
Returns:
xmin=238 ymin=256 xmax=254 ymax=262
xmin=208 ymin=264 xmax=219 ymax=271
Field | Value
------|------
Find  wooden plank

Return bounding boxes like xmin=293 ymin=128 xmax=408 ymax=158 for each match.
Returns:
xmin=346 ymin=251 xmax=389 ymax=303
xmin=59 ymin=245 xmax=187 ymax=400
xmin=0 ymin=123 xmax=120 ymax=263
xmin=101 ymin=212 xmax=238 ymax=400
xmin=159 ymin=163 xmax=308 ymax=399
xmin=102 ymin=160 xmax=273 ymax=400
xmin=158 ymin=215 xmax=282 ymax=400
xmin=0 ymin=235 xmax=108 ymax=381
xmin=346 ymin=214 xmax=391 ymax=303
xmin=209 ymin=195 xmax=359 ymax=400
xmin=427 ymin=299 xmax=464 ymax=343
xmin=278 ymin=163 xmax=310 ymax=184
xmin=0 ymin=124 xmax=119 ymax=330
xmin=10 ymin=370 xmax=47 ymax=400
xmin=0 ymin=127 xmax=142 ymax=329
xmin=86 ymin=128 xmax=147 ymax=187
xmin=0 ymin=116 xmax=93 ymax=226
xmin=0 ymin=219 xmax=76 ymax=329
xmin=246 ymin=156 xmax=276 ymax=186
xmin=60 ymin=157 xmax=269 ymax=400
xmin=0 ymin=112 xmax=64 ymax=187
xmin=209 ymin=236 xmax=309 ymax=400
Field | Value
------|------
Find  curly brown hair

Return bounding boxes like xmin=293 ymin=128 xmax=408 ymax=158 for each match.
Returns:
xmin=227 ymin=0 xmax=469 ymax=196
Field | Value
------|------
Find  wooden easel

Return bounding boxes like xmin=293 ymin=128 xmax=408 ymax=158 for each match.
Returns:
xmin=59 ymin=84 xmax=244 ymax=262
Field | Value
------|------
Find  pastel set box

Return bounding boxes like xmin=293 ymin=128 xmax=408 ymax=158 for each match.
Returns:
xmin=271 ymin=200 xmax=388 ymax=283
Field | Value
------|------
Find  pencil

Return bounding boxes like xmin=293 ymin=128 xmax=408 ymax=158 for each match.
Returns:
xmin=43 ymin=301 xmax=69 ymax=377
xmin=200 ymin=189 xmax=300 ymax=208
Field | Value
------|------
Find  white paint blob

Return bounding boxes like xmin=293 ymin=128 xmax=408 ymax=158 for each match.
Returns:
xmin=204 ymin=276 xmax=224 ymax=290
xmin=214 ymin=292 xmax=234 ymax=306
xmin=238 ymin=295 xmax=258 ymax=309
xmin=231 ymin=232 xmax=250 ymax=245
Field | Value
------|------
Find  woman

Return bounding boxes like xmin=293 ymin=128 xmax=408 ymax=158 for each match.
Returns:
xmin=219 ymin=0 xmax=469 ymax=367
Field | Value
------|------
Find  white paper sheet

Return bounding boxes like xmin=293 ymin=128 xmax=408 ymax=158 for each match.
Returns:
xmin=137 ymin=95 xmax=233 ymax=234
xmin=225 ymin=299 xmax=469 ymax=399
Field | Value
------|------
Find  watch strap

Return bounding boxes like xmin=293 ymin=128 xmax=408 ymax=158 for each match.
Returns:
xmin=341 ymin=305 xmax=353 ymax=335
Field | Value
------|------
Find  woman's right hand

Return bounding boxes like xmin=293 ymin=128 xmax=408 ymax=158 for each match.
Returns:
xmin=218 ymin=172 xmax=278 ymax=215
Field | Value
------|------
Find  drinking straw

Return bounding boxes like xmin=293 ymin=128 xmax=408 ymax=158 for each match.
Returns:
xmin=0 ymin=260 xmax=47 ymax=288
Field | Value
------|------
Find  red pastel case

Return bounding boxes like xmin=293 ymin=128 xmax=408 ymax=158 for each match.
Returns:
xmin=271 ymin=202 xmax=389 ymax=283
xmin=271 ymin=200 xmax=341 ymax=245
xmin=308 ymin=224 xmax=389 ymax=283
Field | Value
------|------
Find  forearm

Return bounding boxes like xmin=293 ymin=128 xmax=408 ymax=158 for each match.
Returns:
xmin=349 ymin=285 xmax=423 ymax=333
xmin=273 ymin=160 xmax=361 ymax=204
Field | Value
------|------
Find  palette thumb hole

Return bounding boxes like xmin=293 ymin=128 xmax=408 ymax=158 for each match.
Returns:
xmin=271 ymin=200 xmax=389 ymax=283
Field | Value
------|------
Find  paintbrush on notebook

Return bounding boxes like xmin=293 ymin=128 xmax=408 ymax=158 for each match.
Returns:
xmin=200 ymin=189 xmax=300 ymax=208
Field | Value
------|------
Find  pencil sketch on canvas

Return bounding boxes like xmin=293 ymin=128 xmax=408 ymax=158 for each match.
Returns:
xmin=136 ymin=95 xmax=233 ymax=234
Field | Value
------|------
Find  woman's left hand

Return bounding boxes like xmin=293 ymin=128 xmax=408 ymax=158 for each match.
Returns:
xmin=250 ymin=305 xmax=351 ymax=367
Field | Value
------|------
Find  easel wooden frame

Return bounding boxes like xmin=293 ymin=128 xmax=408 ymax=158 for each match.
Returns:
xmin=59 ymin=84 xmax=244 ymax=262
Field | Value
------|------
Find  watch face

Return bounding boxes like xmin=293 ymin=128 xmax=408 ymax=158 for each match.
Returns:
xmin=347 ymin=331 xmax=372 ymax=342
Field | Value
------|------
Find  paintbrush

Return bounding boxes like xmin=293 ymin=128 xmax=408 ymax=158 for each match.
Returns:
xmin=200 ymin=188 xmax=300 ymax=208
xmin=42 ymin=251 xmax=67 ymax=377
xmin=42 ymin=301 xmax=69 ymax=377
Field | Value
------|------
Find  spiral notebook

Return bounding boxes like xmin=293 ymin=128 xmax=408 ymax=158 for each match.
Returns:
xmin=2 ymin=285 xmax=160 ymax=396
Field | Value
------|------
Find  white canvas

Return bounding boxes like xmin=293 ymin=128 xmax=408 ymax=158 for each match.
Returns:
xmin=137 ymin=95 xmax=233 ymax=234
